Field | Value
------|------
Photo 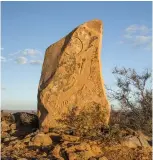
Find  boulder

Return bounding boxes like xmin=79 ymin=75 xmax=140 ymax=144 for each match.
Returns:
xmin=12 ymin=112 xmax=39 ymax=128
xmin=37 ymin=19 xmax=110 ymax=128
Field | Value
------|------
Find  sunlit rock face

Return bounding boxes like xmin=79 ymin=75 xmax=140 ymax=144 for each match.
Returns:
xmin=37 ymin=19 xmax=110 ymax=129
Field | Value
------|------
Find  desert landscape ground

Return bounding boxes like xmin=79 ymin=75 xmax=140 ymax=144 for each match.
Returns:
xmin=1 ymin=110 xmax=152 ymax=160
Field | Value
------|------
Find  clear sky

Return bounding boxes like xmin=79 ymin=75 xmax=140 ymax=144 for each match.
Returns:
xmin=1 ymin=1 xmax=152 ymax=110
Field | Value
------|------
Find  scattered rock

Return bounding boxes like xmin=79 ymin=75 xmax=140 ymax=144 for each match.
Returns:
xmin=1 ymin=121 xmax=10 ymax=132
xmin=138 ymin=134 xmax=151 ymax=148
xmin=47 ymin=132 xmax=62 ymax=143
xmin=13 ymin=143 xmax=25 ymax=150
xmin=121 ymin=136 xmax=141 ymax=148
xmin=3 ymin=137 xmax=10 ymax=142
xmin=9 ymin=136 xmax=17 ymax=141
xmin=65 ymin=142 xmax=102 ymax=160
xmin=65 ymin=143 xmax=89 ymax=153
xmin=90 ymin=144 xmax=103 ymax=155
xmin=75 ymin=150 xmax=96 ymax=160
xmin=52 ymin=145 xmax=64 ymax=160
xmin=1 ymin=131 xmax=10 ymax=139
xmin=88 ymin=157 xmax=97 ymax=160
xmin=10 ymin=123 xmax=16 ymax=130
xmin=68 ymin=152 xmax=78 ymax=160
xmin=47 ymin=132 xmax=60 ymax=137
xmin=30 ymin=133 xmax=52 ymax=146
xmin=99 ymin=157 xmax=108 ymax=160
xmin=25 ymin=131 xmax=38 ymax=138
xmin=42 ymin=152 xmax=47 ymax=157
xmin=121 ymin=135 xmax=150 ymax=148
xmin=64 ymin=130 xmax=74 ymax=135
xmin=23 ymin=137 xmax=31 ymax=143
xmin=61 ymin=134 xmax=80 ymax=142
xmin=9 ymin=129 xmax=16 ymax=135
xmin=9 ymin=139 xmax=20 ymax=145
xmin=1 ymin=112 xmax=15 ymax=122
xmin=40 ymin=126 xmax=49 ymax=133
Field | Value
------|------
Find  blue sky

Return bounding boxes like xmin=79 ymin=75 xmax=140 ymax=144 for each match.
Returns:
xmin=1 ymin=1 xmax=152 ymax=110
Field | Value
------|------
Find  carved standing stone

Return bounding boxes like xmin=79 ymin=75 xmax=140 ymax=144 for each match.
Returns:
xmin=38 ymin=19 xmax=110 ymax=129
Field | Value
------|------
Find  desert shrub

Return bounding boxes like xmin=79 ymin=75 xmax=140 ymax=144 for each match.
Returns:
xmin=59 ymin=104 xmax=108 ymax=138
xmin=107 ymin=67 xmax=152 ymax=136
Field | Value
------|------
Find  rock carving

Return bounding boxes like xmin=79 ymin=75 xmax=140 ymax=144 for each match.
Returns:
xmin=38 ymin=19 xmax=110 ymax=128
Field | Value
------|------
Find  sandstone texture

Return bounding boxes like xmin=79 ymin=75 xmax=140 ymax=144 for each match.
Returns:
xmin=38 ymin=19 xmax=110 ymax=128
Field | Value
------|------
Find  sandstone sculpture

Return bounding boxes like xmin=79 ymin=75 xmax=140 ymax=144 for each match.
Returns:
xmin=38 ymin=19 xmax=110 ymax=129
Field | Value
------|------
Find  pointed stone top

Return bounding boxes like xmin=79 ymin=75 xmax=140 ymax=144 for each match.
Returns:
xmin=81 ymin=19 xmax=103 ymax=33
xmin=85 ymin=19 xmax=102 ymax=24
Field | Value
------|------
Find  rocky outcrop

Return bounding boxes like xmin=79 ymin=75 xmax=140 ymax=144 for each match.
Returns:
xmin=1 ymin=112 xmax=152 ymax=160
xmin=38 ymin=19 xmax=110 ymax=129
